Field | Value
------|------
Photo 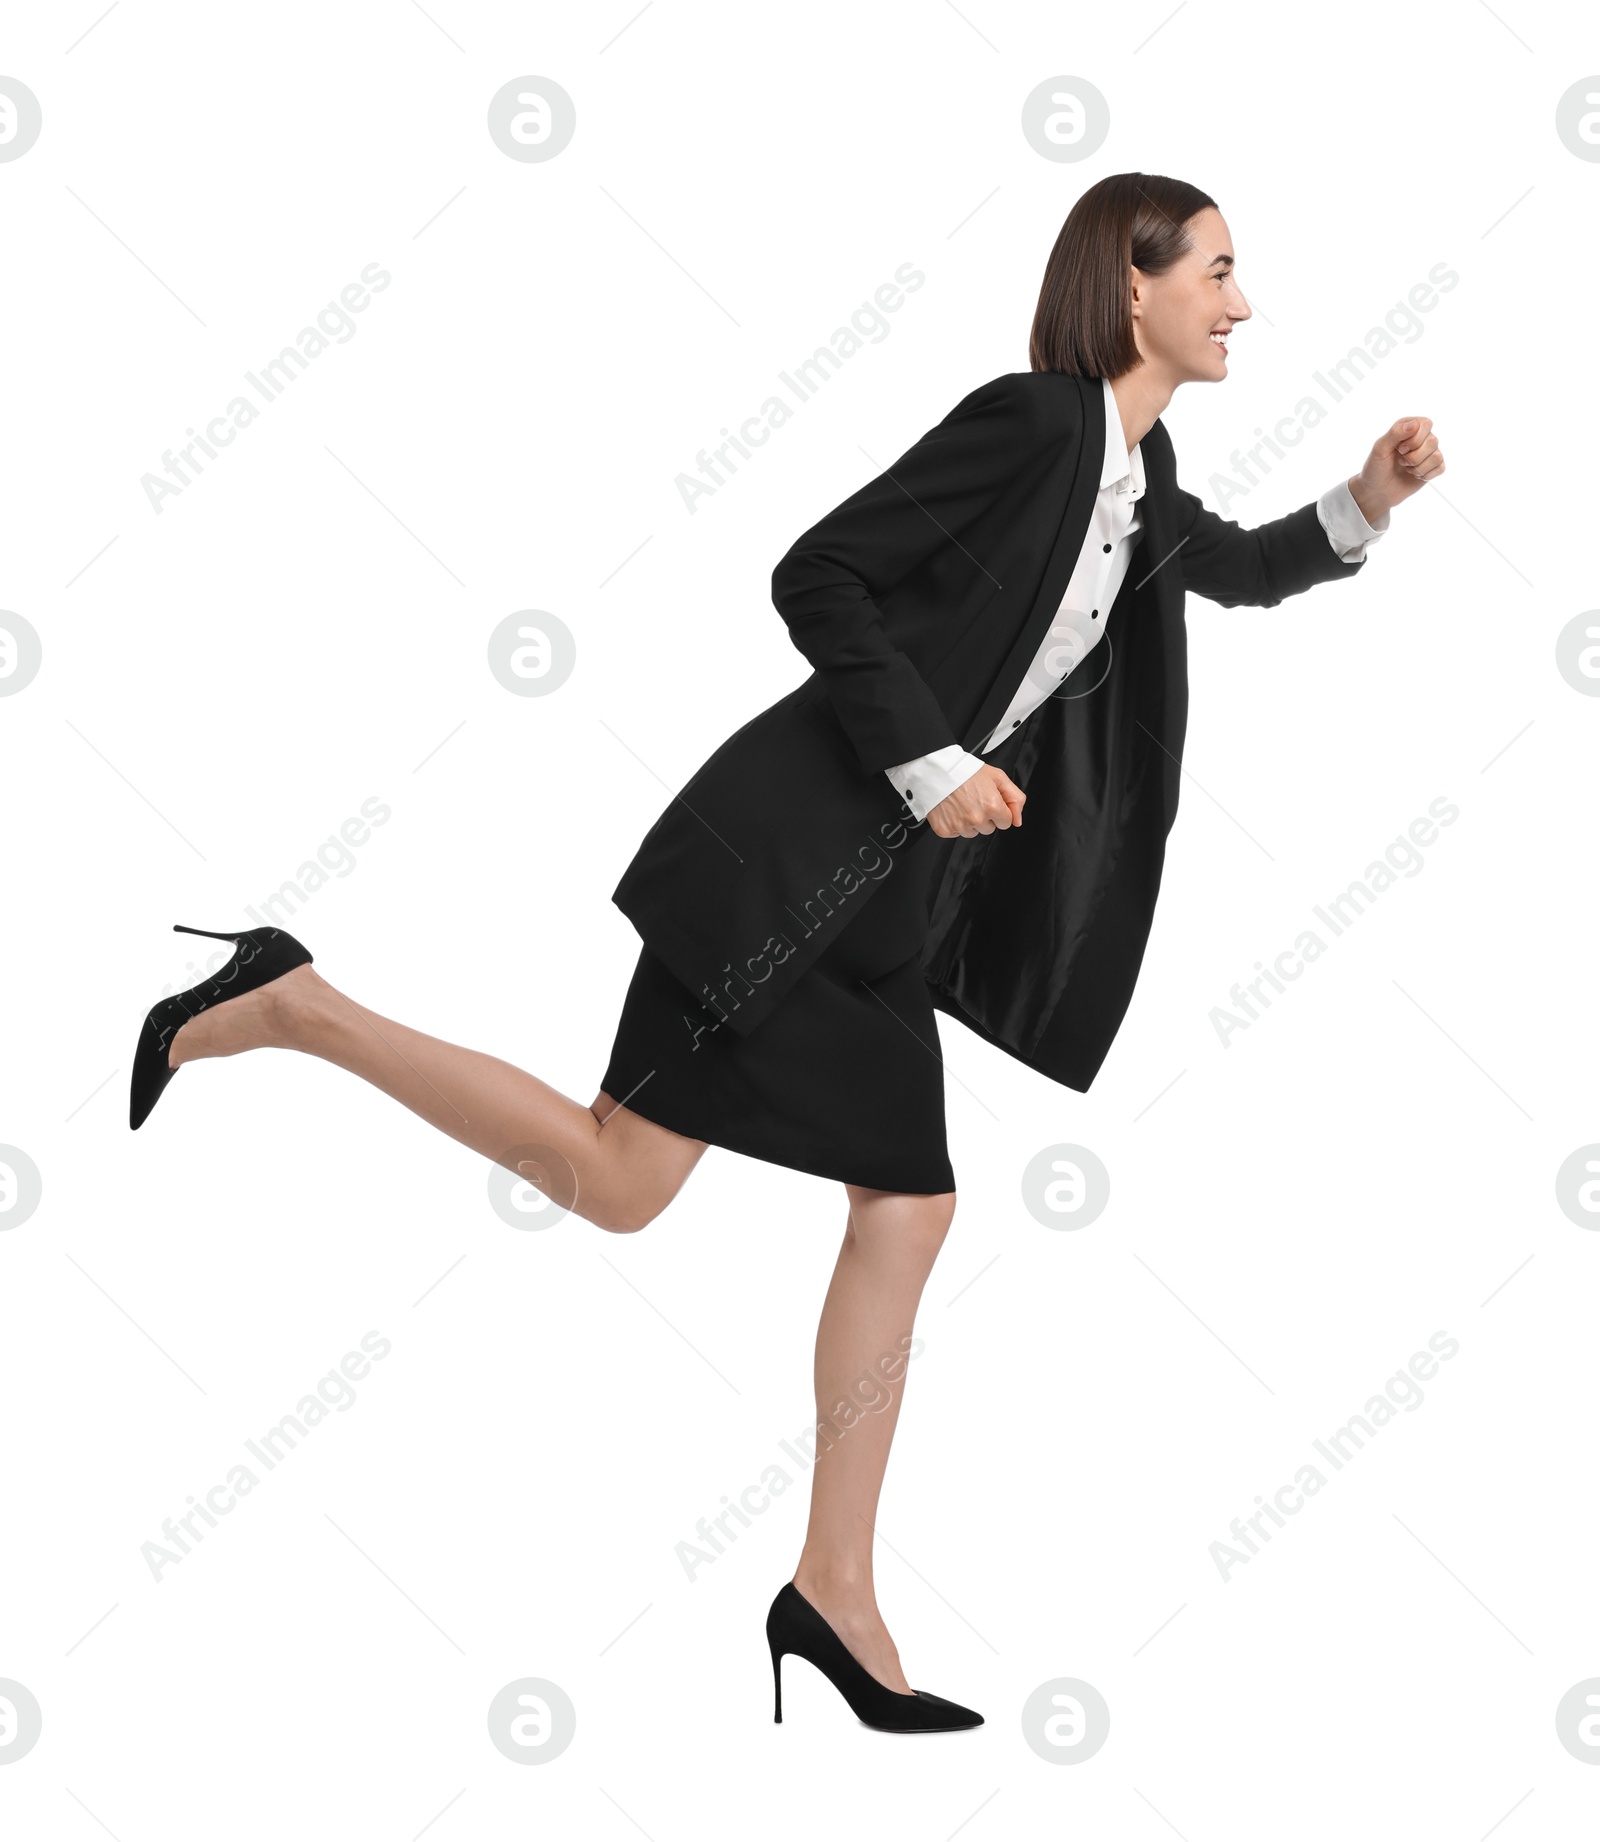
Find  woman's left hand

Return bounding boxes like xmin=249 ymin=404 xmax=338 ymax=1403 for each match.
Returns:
xmin=1349 ymin=417 xmax=1445 ymax=523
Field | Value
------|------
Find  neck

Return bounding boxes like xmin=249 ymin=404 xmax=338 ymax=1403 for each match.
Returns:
xmin=1108 ymin=362 xmax=1176 ymax=453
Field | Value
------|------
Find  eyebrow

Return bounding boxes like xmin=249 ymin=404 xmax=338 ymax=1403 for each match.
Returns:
xmin=1207 ymin=254 xmax=1234 ymax=267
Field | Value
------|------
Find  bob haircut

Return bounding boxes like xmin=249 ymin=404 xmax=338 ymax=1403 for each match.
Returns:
xmin=1029 ymin=172 xmax=1218 ymax=379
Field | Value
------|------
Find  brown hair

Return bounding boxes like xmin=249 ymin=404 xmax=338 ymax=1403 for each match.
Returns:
xmin=1028 ymin=172 xmax=1218 ymax=378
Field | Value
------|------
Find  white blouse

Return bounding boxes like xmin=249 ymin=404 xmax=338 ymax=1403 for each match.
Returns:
xmin=886 ymin=375 xmax=1389 ymax=822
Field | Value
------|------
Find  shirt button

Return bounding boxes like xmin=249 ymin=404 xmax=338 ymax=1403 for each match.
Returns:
xmin=1102 ymin=542 xmax=1111 ymax=552
xmin=1091 ymin=609 xmax=1099 ymax=619
xmin=1011 ymin=719 xmax=1020 ymax=727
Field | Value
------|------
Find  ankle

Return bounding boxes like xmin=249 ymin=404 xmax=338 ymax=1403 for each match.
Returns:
xmin=793 ymin=1559 xmax=877 ymax=1613
xmin=259 ymin=964 xmax=338 ymax=1052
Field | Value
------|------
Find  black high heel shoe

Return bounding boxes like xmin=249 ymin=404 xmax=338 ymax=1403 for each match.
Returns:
xmin=765 ymin=1581 xmax=984 ymax=1733
xmin=129 ymin=925 xmax=314 ymax=1130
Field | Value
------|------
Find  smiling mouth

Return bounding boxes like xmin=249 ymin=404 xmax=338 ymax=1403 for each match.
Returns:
xmin=1209 ymin=331 xmax=1230 ymax=351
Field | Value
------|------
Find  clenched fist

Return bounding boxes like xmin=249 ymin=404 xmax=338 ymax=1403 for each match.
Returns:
xmin=926 ymin=764 xmax=1027 ymax=840
xmin=1349 ymin=416 xmax=1445 ymax=524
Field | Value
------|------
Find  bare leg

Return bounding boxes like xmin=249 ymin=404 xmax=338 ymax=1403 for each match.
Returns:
xmin=791 ymin=1182 xmax=956 ymax=1695
xmin=167 ymin=964 xmax=706 ymax=1232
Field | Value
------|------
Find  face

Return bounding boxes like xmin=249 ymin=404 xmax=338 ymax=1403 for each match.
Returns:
xmin=1128 ymin=205 xmax=1252 ymax=385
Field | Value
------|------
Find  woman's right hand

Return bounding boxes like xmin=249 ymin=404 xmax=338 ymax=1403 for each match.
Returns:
xmin=926 ymin=765 xmax=1026 ymax=840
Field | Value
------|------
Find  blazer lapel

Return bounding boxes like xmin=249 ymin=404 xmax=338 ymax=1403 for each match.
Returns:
xmin=958 ymin=372 xmax=1104 ymax=753
xmin=1130 ymin=421 xmax=1179 ymax=620
xmin=1126 ymin=420 xmax=1189 ymax=822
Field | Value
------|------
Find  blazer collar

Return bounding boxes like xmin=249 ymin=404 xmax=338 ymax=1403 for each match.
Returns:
xmin=957 ymin=375 xmax=1177 ymax=753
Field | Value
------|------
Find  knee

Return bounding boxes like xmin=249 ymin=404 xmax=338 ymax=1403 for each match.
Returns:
xmin=848 ymin=1185 xmax=958 ymax=1250
xmin=589 ymin=1192 xmax=665 ymax=1235
xmin=901 ymin=1189 xmax=957 ymax=1240
xmin=917 ymin=1189 xmax=958 ymax=1245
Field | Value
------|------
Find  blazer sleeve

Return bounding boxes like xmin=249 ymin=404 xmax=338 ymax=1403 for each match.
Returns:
xmin=770 ymin=371 xmax=1057 ymax=773
xmin=1171 ymin=486 xmax=1370 ymax=608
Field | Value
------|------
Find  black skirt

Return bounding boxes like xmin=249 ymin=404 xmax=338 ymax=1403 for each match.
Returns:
xmin=599 ymin=818 xmax=954 ymax=1194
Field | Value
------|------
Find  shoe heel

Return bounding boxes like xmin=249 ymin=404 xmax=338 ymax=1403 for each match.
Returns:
xmin=173 ymin=924 xmax=244 ymax=942
xmin=762 ymin=1579 xmax=983 ymax=1733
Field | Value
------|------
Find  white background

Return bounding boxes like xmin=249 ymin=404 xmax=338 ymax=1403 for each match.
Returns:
xmin=2 ymin=1 xmax=1596 ymax=1834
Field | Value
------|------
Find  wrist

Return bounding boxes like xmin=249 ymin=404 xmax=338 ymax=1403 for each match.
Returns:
xmin=1347 ymin=474 xmax=1387 ymax=527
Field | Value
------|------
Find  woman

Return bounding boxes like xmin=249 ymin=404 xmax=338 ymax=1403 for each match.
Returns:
xmin=129 ymin=173 xmax=1443 ymax=1733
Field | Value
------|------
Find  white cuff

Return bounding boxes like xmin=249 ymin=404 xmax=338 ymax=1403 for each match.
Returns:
xmin=1318 ymin=478 xmax=1389 ymax=563
xmin=884 ymin=744 xmax=988 ymax=824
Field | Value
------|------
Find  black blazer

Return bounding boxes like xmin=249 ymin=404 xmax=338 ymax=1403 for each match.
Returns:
xmin=611 ymin=370 xmax=1367 ymax=1089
